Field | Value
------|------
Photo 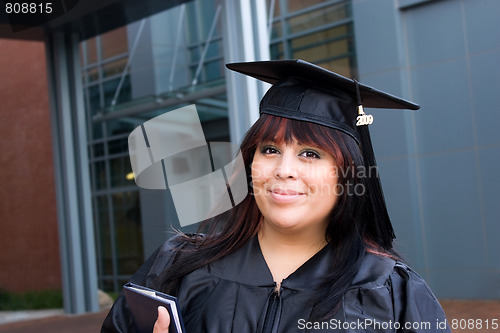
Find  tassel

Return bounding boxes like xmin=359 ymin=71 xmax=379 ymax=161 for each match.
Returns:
xmin=358 ymin=121 xmax=395 ymax=249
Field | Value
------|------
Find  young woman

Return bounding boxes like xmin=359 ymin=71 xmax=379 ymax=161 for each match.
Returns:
xmin=102 ymin=60 xmax=451 ymax=333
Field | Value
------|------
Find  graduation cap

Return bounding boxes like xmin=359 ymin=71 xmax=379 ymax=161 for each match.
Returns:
xmin=226 ymin=59 xmax=419 ymax=248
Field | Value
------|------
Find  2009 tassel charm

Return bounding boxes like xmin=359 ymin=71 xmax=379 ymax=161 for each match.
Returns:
xmin=356 ymin=105 xmax=374 ymax=126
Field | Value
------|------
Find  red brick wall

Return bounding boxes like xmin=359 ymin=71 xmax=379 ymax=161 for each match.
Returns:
xmin=0 ymin=38 xmax=61 ymax=292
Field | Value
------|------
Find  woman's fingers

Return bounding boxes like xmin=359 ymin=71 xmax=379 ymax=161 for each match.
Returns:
xmin=153 ymin=306 xmax=170 ymax=333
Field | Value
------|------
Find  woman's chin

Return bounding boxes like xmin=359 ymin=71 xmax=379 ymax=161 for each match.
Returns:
xmin=262 ymin=214 xmax=308 ymax=232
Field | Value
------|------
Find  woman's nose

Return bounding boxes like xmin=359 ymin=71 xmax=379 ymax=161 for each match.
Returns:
xmin=274 ymin=153 xmax=299 ymax=179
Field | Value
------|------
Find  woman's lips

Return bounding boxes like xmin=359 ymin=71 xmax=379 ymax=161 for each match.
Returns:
xmin=268 ymin=189 xmax=306 ymax=203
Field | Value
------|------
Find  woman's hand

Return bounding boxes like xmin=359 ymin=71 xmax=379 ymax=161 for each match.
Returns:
xmin=153 ymin=306 xmax=170 ymax=332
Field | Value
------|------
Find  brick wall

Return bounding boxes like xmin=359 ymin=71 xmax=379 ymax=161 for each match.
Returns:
xmin=0 ymin=38 xmax=61 ymax=292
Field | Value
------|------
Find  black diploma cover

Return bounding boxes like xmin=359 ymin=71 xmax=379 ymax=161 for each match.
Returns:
xmin=123 ymin=282 xmax=186 ymax=333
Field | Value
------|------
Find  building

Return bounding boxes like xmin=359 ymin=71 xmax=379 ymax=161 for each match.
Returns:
xmin=0 ymin=0 xmax=498 ymax=314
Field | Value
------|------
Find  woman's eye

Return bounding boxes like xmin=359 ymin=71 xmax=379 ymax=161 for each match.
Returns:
xmin=261 ymin=146 xmax=279 ymax=154
xmin=300 ymin=150 xmax=320 ymax=159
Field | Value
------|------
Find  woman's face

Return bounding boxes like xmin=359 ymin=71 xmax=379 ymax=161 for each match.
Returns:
xmin=251 ymin=139 xmax=339 ymax=235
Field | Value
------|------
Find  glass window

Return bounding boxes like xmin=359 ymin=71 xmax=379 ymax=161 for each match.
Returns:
xmin=267 ymin=0 xmax=281 ymax=17
xmin=186 ymin=0 xmax=223 ymax=43
xmin=87 ymin=67 xmax=99 ymax=83
xmin=103 ymin=76 xmax=131 ymax=107
xmin=106 ymin=121 xmax=134 ymax=144
xmin=102 ymin=58 xmax=128 ymax=78
xmin=316 ymin=57 xmax=352 ymax=77
xmin=94 ymin=161 xmax=107 ymax=191
xmin=269 ymin=0 xmax=355 ymax=78
xmin=203 ymin=58 xmax=224 ymax=82
xmin=80 ymin=0 xmax=232 ymax=292
xmin=189 ymin=47 xmax=201 ymax=64
xmin=100 ymin=27 xmax=129 ymax=59
xmin=110 ymin=156 xmax=135 ymax=188
xmin=291 ymin=25 xmax=348 ymax=49
xmin=287 ymin=3 xmax=348 ymax=34
xmin=290 ymin=26 xmax=351 ymax=60
xmin=270 ymin=42 xmax=285 ymax=59
xmin=86 ymin=37 xmax=98 ymax=64
xmin=101 ymin=279 xmax=114 ymax=291
xmin=95 ymin=195 xmax=112 ymax=276
xmin=188 ymin=39 xmax=223 ymax=83
xmin=185 ymin=0 xmax=224 ymax=86
xmin=87 ymin=84 xmax=101 ymax=114
xmin=287 ymin=0 xmax=327 ymax=13
xmin=270 ymin=20 xmax=282 ymax=39
xmin=112 ymin=191 xmax=143 ymax=275
xmin=92 ymin=123 xmax=104 ymax=140
xmin=93 ymin=142 xmax=105 ymax=158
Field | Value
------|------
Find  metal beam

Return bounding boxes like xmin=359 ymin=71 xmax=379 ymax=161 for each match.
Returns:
xmin=192 ymin=4 xmax=222 ymax=86
xmin=93 ymin=84 xmax=226 ymax=123
xmin=168 ymin=4 xmax=187 ymax=91
xmin=111 ymin=19 xmax=147 ymax=106
xmin=45 ymin=30 xmax=99 ymax=314
xmin=222 ymin=0 xmax=270 ymax=144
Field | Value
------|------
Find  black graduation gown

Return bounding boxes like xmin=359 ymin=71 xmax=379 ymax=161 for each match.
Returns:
xmin=101 ymin=235 xmax=451 ymax=333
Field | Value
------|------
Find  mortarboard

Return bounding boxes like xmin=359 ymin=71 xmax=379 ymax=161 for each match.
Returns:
xmin=226 ymin=59 xmax=420 ymax=248
xmin=226 ymin=59 xmax=419 ymax=143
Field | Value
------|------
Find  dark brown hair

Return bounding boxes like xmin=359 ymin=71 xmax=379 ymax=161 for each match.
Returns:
xmin=155 ymin=114 xmax=396 ymax=318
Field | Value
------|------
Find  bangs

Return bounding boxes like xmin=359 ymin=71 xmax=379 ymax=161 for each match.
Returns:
xmin=249 ymin=114 xmax=348 ymax=163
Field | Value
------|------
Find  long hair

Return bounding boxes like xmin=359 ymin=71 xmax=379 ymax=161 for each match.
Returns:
xmin=154 ymin=114 xmax=397 ymax=318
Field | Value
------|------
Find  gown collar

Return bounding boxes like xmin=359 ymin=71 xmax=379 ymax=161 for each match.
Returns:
xmin=206 ymin=235 xmax=335 ymax=292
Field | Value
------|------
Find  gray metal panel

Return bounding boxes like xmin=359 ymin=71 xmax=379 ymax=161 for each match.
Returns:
xmin=352 ymin=0 xmax=426 ymax=276
xmin=353 ymin=0 xmax=500 ymax=299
